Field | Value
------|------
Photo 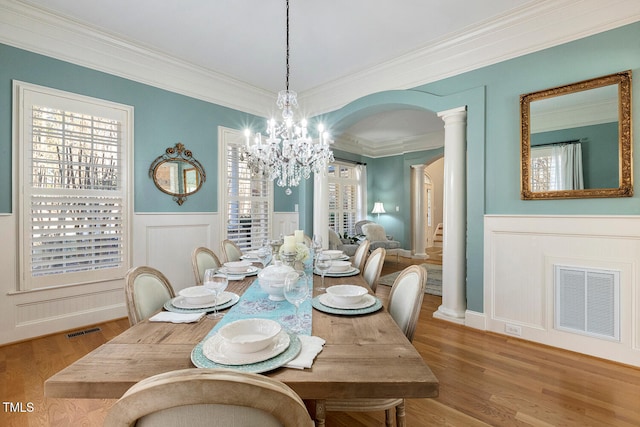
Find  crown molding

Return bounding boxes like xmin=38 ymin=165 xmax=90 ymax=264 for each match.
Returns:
xmin=0 ymin=0 xmax=274 ymax=116
xmin=304 ymin=0 xmax=640 ymax=114
xmin=335 ymin=130 xmax=445 ymax=158
xmin=0 ymin=0 xmax=638 ymax=117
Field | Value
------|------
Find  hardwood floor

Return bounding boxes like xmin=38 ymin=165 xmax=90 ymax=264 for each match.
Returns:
xmin=2 ymin=255 xmax=639 ymax=426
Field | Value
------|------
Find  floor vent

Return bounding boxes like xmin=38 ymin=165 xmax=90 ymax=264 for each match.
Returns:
xmin=554 ymin=265 xmax=619 ymax=341
xmin=66 ymin=327 xmax=101 ymax=339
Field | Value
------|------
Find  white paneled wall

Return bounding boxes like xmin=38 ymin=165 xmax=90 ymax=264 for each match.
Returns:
xmin=484 ymin=215 xmax=640 ymax=367
xmin=0 ymin=211 xmax=298 ymax=345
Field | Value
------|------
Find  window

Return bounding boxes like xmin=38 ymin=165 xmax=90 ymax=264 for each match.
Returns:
xmin=328 ymin=162 xmax=359 ymax=237
xmin=15 ymin=82 xmax=132 ymax=290
xmin=530 ymin=146 xmax=556 ymax=192
xmin=219 ymin=127 xmax=272 ymax=250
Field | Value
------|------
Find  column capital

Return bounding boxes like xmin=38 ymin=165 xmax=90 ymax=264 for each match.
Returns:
xmin=437 ymin=106 xmax=467 ymax=123
xmin=410 ymin=164 xmax=426 ymax=171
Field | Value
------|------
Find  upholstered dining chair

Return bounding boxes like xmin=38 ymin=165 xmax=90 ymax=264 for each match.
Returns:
xmin=322 ymin=264 xmax=427 ymax=427
xmin=362 ymin=247 xmax=386 ymax=293
xmin=103 ymin=368 xmax=314 ymax=427
xmin=191 ymin=246 xmax=223 ymax=285
xmin=125 ymin=266 xmax=175 ymax=326
xmin=351 ymin=239 xmax=370 ymax=273
xmin=221 ymin=239 xmax=243 ymax=262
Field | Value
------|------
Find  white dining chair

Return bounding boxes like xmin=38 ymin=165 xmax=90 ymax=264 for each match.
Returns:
xmin=322 ymin=264 xmax=427 ymax=427
xmin=124 ymin=266 xmax=175 ymax=326
xmin=191 ymin=246 xmax=222 ymax=285
xmin=103 ymin=368 xmax=314 ymax=427
xmin=351 ymin=239 xmax=370 ymax=273
xmin=221 ymin=239 xmax=243 ymax=262
xmin=362 ymin=247 xmax=386 ymax=293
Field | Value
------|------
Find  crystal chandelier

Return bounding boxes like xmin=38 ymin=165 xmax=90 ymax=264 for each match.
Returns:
xmin=243 ymin=0 xmax=334 ymax=195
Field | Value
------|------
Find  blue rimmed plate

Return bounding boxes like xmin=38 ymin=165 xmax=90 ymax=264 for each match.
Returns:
xmin=311 ymin=295 xmax=382 ymax=316
xmin=164 ymin=292 xmax=240 ymax=314
xmin=191 ymin=332 xmax=301 ymax=373
xmin=314 ymin=267 xmax=360 ymax=277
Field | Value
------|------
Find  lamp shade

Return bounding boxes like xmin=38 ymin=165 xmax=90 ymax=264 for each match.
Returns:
xmin=371 ymin=202 xmax=386 ymax=214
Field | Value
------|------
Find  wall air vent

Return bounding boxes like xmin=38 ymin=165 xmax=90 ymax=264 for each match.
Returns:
xmin=554 ymin=265 xmax=619 ymax=341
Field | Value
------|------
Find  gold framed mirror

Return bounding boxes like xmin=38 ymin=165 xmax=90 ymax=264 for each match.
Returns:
xmin=149 ymin=142 xmax=206 ymax=205
xmin=520 ymin=70 xmax=632 ymax=200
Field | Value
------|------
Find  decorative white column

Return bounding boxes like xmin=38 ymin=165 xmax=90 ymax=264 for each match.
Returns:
xmin=411 ymin=164 xmax=428 ymax=258
xmin=313 ymin=172 xmax=329 ymax=249
xmin=434 ymin=106 xmax=467 ymax=324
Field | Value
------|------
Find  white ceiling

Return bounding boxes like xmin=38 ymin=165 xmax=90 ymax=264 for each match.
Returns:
xmin=6 ymin=0 xmax=640 ymax=155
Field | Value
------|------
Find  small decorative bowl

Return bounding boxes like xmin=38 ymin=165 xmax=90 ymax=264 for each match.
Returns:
xmin=322 ymin=250 xmax=344 ymax=259
xmin=217 ymin=318 xmax=282 ymax=354
xmin=178 ymin=286 xmax=216 ymax=305
xmin=326 ymin=284 xmax=368 ymax=306
xmin=224 ymin=260 xmax=253 ymax=273
xmin=328 ymin=260 xmax=351 ymax=273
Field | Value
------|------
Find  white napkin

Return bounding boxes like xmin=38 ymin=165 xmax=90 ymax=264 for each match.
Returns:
xmin=149 ymin=311 xmax=205 ymax=323
xmin=284 ymin=335 xmax=326 ymax=369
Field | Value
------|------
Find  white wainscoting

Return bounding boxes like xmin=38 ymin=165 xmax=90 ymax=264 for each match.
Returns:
xmin=0 ymin=211 xmax=298 ymax=345
xmin=484 ymin=215 xmax=640 ymax=367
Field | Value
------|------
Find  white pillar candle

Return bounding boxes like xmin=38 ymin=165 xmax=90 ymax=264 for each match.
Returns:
xmin=294 ymin=230 xmax=304 ymax=244
xmin=283 ymin=235 xmax=296 ymax=252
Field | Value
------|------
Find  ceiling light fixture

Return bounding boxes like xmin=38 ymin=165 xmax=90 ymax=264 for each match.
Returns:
xmin=242 ymin=0 xmax=334 ymax=195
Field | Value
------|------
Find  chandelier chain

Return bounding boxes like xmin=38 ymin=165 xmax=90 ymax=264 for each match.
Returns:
xmin=285 ymin=0 xmax=290 ymax=93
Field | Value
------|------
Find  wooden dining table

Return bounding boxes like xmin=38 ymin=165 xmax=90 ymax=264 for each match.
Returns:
xmin=45 ymin=269 xmax=439 ymax=425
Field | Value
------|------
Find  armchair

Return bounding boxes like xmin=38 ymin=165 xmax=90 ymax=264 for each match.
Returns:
xmin=327 ymin=228 xmax=358 ymax=257
xmin=361 ymin=222 xmax=402 ymax=264
xmin=361 ymin=223 xmax=401 ymax=252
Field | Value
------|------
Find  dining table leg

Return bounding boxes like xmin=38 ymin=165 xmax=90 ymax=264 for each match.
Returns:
xmin=314 ymin=399 xmax=326 ymax=427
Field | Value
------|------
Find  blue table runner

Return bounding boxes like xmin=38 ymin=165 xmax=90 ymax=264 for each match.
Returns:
xmin=205 ymin=279 xmax=312 ymax=340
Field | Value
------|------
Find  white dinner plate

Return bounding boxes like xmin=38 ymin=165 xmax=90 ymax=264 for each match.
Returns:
xmin=241 ymin=252 xmax=260 ymax=260
xmin=218 ymin=265 xmax=259 ymax=276
xmin=315 ymin=267 xmax=360 ymax=277
xmin=203 ymin=329 xmax=291 ymax=365
xmin=318 ymin=293 xmax=376 ymax=310
xmin=171 ymin=291 xmax=233 ymax=309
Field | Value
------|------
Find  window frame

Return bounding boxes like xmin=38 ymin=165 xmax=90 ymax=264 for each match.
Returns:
xmin=218 ymin=126 xmax=273 ymax=251
xmin=13 ymin=81 xmax=133 ymax=291
xmin=328 ymin=161 xmax=360 ymax=237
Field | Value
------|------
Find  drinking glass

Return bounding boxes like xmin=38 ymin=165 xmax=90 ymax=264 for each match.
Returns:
xmin=284 ymin=271 xmax=309 ymax=333
xmin=257 ymin=245 xmax=271 ymax=268
xmin=203 ymin=269 xmax=228 ymax=319
xmin=312 ymin=234 xmax=322 ymax=264
xmin=315 ymin=251 xmax=331 ymax=292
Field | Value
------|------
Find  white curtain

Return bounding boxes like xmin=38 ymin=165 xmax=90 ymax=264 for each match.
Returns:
xmin=553 ymin=142 xmax=584 ymax=190
xmin=355 ymin=164 xmax=367 ymax=220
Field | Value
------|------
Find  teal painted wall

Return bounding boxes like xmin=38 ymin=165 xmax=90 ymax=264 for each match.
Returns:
xmin=0 ymin=43 xmax=266 ymax=213
xmin=321 ymin=21 xmax=640 ymax=312
xmin=2 ymin=21 xmax=639 ymax=314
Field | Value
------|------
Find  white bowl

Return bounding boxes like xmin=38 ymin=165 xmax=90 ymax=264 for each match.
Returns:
xmin=322 ymin=250 xmax=344 ymax=259
xmin=328 ymin=260 xmax=352 ymax=272
xmin=217 ymin=318 xmax=282 ymax=354
xmin=326 ymin=285 xmax=368 ymax=306
xmin=224 ymin=260 xmax=253 ymax=273
xmin=257 ymin=262 xmax=295 ymax=301
xmin=178 ymin=286 xmax=216 ymax=305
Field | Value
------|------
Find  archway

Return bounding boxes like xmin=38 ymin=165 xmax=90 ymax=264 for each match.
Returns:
xmin=321 ymin=90 xmax=469 ymax=323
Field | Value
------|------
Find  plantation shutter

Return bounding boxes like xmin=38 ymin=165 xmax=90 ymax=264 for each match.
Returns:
xmin=17 ymin=82 xmax=131 ymax=290
xmin=328 ymin=162 xmax=359 ymax=236
xmin=224 ymin=135 xmax=271 ymax=250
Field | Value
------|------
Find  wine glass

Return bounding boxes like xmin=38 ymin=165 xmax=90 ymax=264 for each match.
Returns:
xmin=284 ymin=271 xmax=309 ymax=333
xmin=312 ymin=234 xmax=322 ymax=262
xmin=203 ymin=269 xmax=228 ymax=319
xmin=257 ymin=245 xmax=271 ymax=268
xmin=315 ymin=251 xmax=331 ymax=292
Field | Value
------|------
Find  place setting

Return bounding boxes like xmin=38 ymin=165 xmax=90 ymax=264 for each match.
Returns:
xmin=163 ymin=270 xmax=239 ymax=315
xmin=192 ymin=271 xmax=325 ymax=373
xmin=314 ymin=253 xmax=359 ymax=278
xmin=312 ymin=284 xmax=382 ymax=316
xmin=217 ymin=260 xmax=260 ymax=278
